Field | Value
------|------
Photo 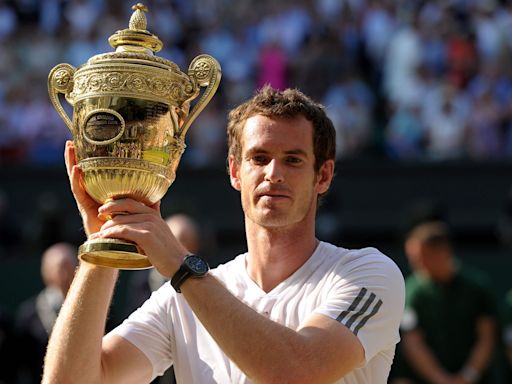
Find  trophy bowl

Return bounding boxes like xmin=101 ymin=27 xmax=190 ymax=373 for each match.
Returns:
xmin=48 ymin=4 xmax=221 ymax=269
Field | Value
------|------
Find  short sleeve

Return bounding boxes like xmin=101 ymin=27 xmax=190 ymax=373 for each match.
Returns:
xmin=110 ymin=283 xmax=175 ymax=380
xmin=314 ymin=249 xmax=405 ymax=363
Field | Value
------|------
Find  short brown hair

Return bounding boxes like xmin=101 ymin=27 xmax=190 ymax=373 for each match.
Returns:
xmin=227 ymin=86 xmax=336 ymax=172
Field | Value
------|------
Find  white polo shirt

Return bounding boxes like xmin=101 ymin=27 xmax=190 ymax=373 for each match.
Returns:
xmin=112 ymin=241 xmax=405 ymax=383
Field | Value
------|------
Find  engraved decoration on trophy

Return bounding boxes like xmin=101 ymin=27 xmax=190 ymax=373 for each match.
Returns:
xmin=48 ymin=3 xmax=221 ymax=269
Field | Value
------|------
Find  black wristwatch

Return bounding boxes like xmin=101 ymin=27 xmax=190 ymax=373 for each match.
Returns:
xmin=171 ymin=254 xmax=209 ymax=293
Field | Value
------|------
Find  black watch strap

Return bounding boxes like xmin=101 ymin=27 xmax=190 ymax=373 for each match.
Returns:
xmin=170 ymin=266 xmax=190 ymax=293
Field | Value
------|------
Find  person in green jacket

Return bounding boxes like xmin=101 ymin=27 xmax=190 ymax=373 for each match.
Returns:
xmin=399 ymin=221 xmax=497 ymax=384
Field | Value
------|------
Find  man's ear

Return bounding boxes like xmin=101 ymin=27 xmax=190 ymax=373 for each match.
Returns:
xmin=229 ymin=155 xmax=241 ymax=191
xmin=317 ymin=159 xmax=335 ymax=195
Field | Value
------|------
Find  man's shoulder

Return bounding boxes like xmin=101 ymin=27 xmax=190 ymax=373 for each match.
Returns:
xmin=320 ymin=242 xmax=404 ymax=287
xmin=325 ymin=242 xmax=401 ymax=272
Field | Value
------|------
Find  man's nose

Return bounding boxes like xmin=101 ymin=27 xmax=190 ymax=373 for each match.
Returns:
xmin=264 ymin=159 xmax=284 ymax=183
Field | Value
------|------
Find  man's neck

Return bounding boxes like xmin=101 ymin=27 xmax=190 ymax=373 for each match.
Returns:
xmin=244 ymin=219 xmax=318 ymax=293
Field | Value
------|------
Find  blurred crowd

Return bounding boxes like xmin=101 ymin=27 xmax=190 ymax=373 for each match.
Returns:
xmin=2 ymin=0 xmax=512 ymax=166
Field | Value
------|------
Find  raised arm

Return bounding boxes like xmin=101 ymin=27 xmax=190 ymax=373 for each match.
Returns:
xmin=42 ymin=142 xmax=153 ymax=384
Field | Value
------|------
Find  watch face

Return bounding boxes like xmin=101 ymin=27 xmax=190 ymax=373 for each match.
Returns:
xmin=185 ymin=255 xmax=209 ymax=274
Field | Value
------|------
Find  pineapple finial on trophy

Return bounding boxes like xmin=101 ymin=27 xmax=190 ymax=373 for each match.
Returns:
xmin=129 ymin=3 xmax=148 ymax=31
xmin=108 ymin=3 xmax=162 ymax=53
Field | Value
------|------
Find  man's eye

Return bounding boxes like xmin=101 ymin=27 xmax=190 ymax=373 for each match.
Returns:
xmin=286 ymin=157 xmax=302 ymax=164
xmin=252 ymin=155 xmax=268 ymax=164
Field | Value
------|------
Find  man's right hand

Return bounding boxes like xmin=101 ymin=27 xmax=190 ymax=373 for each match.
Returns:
xmin=64 ymin=140 xmax=105 ymax=237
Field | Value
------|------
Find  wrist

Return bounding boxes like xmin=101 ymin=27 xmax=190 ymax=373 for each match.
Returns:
xmin=157 ymin=251 xmax=188 ymax=278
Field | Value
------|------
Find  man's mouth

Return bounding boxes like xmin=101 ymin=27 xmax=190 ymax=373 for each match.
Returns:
xmin=260 ymin=195 xmax=288 ymax=199
xmin=257 ymin=190 xmax=291 ymax=200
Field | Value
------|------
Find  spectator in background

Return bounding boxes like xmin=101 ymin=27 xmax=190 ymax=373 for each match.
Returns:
xmin=256 ymin=40 xmax=288 ymax=91
xmin=422 ymin=82 xmax=469 ymax=160
xmin=165 ymin=214 xmax=201 ymax=254
xmin=445 ymin=11 xmax=477 ymax=89
xmin=361 ymin=0 xmax=396 ymax=78
xmin=15 ymin=242 xmax=77 ymax=383
xmin=383 ymin=12 xmax=422 ymax=109
xmin=0 ymin=2 xmax=17 ymax=42
xmin=63 ymin=0 xmax=104 ymax=39
xmin=466 ymin=84 xmax=504 ymax=159
xmin=465 ymin=60 xmax=512 ymax=159
xmin=323 ymin=68 xmax=375 ymax=159
xmin=473 ymin=1 xmax=502 ymax=63
xmin=384 ymin=104 xmax=425 ymax=160
xmin=399 ymin=221 xmax=497 ymax=384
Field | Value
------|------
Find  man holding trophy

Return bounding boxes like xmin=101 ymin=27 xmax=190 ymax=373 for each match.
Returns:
xmin=43 ymin=4 xmax=405 ymax=384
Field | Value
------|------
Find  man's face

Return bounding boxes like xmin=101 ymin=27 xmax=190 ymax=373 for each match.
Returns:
xmin=229 ymin=114 xmax=333 ymax=229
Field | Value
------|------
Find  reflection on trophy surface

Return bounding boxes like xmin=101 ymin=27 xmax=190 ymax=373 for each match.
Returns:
xmin=47 ymin=3 xmax=221 ymax=269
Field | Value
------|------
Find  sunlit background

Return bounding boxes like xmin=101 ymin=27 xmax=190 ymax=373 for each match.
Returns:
xmin=1 ymin=0 xmax=512 ymax=382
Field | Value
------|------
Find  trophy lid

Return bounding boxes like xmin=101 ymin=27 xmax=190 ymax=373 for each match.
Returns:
xmin=86 ymin=3 xmax=180 ymax=72
xmin=108 ymin=3 xmax=162 ymax=54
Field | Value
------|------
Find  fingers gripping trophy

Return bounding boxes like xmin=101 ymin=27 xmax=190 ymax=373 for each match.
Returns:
xmin=48 ymin=3 xmax=221 ymax=269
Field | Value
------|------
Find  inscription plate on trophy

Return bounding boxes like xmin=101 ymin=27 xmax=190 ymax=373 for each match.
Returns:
xmin=83 ymin=110 xmax=125 ymax=145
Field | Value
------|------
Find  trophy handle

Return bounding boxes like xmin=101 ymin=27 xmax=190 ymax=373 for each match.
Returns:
xmin=48 ymin=63 xmax=76 ymax=132
xmin=179 ymin=55 xmax=222 ymax=137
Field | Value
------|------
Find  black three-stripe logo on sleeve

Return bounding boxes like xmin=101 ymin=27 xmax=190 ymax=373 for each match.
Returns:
xmin=336 ymin=287 xmax=383 ymax=335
